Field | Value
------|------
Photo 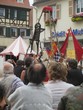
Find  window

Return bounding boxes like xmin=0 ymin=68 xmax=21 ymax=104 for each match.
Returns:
xmin=14 ymin=10 xmax=17 ymax=19
xmin=6 ymin=27 xmax=10 ymax=37
xmin=11 ymin=28 xmax=17 ymax=37
xmin=20 ymin=29 xmax=26 ymax=37
xmin=0 ymin=27 xmax=5 ymax=36
xmin=10 ymin=9 xmax=17 ymax=19
xmin=5 ymin=9 xmax=10 ymax=19
xmin=17 ymin=0 xmax=23 ymax=3
xmin=44 ymin=5 xmax=56 ymax=22
xmin=17 ymin=10 xmax=27 ymax=20
xmin=51 ymin=5 xmax=56 ymax=19
xmin=75 ymin=0 xmax=83 ymax=13
xmin=0 ymin=8 xmax=5 ymax=17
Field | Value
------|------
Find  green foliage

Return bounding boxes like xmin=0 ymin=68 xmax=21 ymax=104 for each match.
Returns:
xmin=45 ymin=19 xmax=57 ymax=26
xmin=71 ymin=16 xmax=83 ymax=22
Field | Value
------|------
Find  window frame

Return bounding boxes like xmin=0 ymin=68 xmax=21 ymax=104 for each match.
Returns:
xmin=44 ymin=5 xmax=57 ymax=22
xmin=20 ymin=28 xmax=26 ymax=37
xmin=75 ymin=0 xmax=83 ymax=14
xmin=0 ymin=8 xmax=5 ymax=17
xmin=0 ymin=26 xmax=5 ymax=36
xmin=11 ymin=28 xmax=17 ymax=37
xmin=51 ymin=5 xmax=56 ymax=19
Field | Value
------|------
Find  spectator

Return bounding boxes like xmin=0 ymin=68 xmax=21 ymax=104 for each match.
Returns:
xmin=14 ymin=60 xmax=25 ymax=78
xmin=58 ymin=83 xmax=83 ymax=110
xmin=67 ymin=59 xmax=83 ymax=86
xmin=7 ymin=59 xmax=16 ymax=67
xmin=21 ymin=56 xmax=33 ymax=84
xmin=45 ymin=61 xmax=74 ymax=110
xmin=8 ymin=63 xmax=53 ymax=110
xmin=0 ymin=82 xmax=11 ymax=110
xmin=1 ymin=61 xmax=24 ymax=98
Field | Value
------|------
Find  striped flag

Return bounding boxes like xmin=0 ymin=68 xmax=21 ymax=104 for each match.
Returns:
xmin=54 ymin=50 xmax=61 ymax=62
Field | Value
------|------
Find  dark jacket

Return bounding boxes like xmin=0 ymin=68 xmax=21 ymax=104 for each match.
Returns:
xmin=67 ymin=68 xmax=83 ymax=86
xmin=14 ymin=66 xmax=25 ymax=78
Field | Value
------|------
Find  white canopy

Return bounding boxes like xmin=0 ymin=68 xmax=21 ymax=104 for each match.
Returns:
xmin=0 ymin=36 xmax=36 ymax=56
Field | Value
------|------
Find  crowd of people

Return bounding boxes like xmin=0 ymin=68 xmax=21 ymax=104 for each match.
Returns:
xmin=0 ymin=54 xmax=83 ymax=110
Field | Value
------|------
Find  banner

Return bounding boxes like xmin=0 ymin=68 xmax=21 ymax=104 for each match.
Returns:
xmin=66 ymin=50 xmax=76 ymax=59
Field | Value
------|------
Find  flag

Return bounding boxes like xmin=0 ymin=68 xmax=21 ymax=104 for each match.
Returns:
xmin=60 ymin=34 xmax=69 ymax=55
xmin=51 ymin=41 xmax=58 ymax=54
xmin=54 ymin=50 xmax=61 ymax=62
xmin=60 ymin=28 xmax=83 ymax=61
xmin=72 ymin=31 xmax=83 ymax=61
xmin=46 ymin=41 xmax=59 ymax=58
xmin=46 ymin=41 xmax=59 ymax=57
xmin=46 ymin=47 xmax=53 ymax=57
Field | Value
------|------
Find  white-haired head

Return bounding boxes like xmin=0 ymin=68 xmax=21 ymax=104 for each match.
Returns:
xmin=3 ymin=61 xmax=14 ymax=74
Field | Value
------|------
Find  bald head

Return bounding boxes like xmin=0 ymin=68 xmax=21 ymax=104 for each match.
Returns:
xmin=28 ymin=63 xmax=46 ymax=84
xmin=33 ymin=63 xmax=42 ymax=71
xmin=3 ymin=62 xmax=14 ymax=74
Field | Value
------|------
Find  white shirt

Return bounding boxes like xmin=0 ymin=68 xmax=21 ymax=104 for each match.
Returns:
xmin=45 ymin=80 xmax=74 ymax=110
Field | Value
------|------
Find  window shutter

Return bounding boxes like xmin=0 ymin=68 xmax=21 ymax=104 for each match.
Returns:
xmin=69 ymin=0 xmax=74 ymax=17
xmin=56 ymin=4 xmax=61 ymax=19
xmin=6 ymin=27 xmax=10 ymax=37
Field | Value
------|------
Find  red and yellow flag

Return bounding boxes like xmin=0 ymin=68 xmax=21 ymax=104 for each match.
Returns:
xmin=51 ymin=41 xmax=58 ymax=55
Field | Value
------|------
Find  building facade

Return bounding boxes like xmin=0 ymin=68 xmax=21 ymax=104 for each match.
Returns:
xmin=33 ymin=0 xmax=83 ymax=49
xmin=0 ymin=0 xmax=32 ymax=52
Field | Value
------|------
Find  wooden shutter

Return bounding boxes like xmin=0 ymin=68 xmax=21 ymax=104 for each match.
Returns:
xmin=56 ymin=4 xmax=61 ymax=19
xmin=69 ymin=0 xmax=74 ymax=17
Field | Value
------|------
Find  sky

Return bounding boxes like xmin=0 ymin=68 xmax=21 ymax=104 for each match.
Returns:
xmin=29 ymin=0 xmax=33 ymax=6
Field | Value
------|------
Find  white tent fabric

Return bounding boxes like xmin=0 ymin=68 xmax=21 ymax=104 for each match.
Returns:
xmin=0 ymin=36 xmax=36 ymax=56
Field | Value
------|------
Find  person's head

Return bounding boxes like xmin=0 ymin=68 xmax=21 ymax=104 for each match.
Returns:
xmin=27 ymin=63 xmax=46 ymax=85
xmin=16 ymin=60 xmax=24 ymax=66
xmin=24 ymin=56 xmax=33 ymax=68
xmin=7 ymin=59 xmax=13 ymax=64
xmin=48 ymin=62 xmax=68 ymax=81
xmin=3 ymin=62 xmax=14 ymax=74
xmin=68 ymin=59 xmax=78 ymax=69
xmin=0 ymin=83 xmax=6 ymax=110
